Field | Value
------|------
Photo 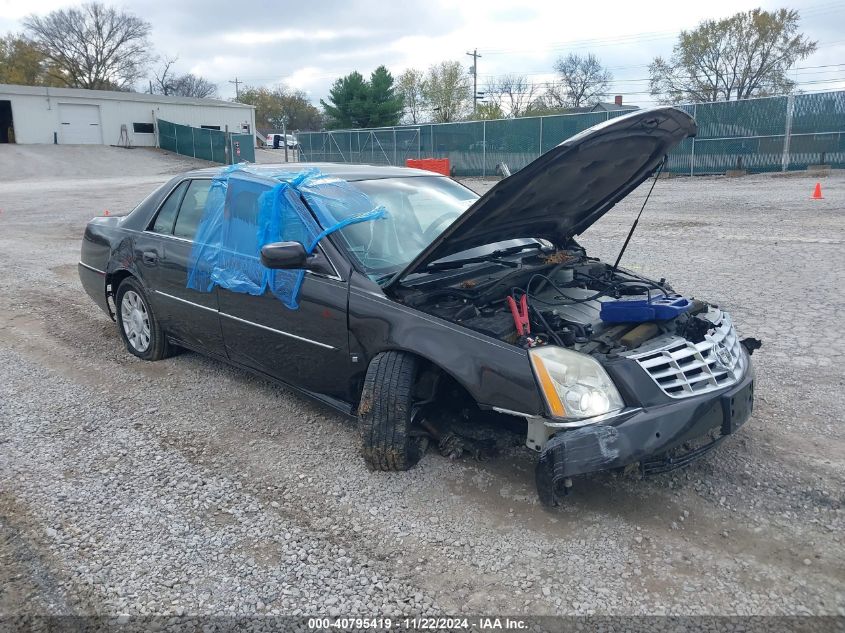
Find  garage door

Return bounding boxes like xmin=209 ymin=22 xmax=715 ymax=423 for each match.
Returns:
xmin=58 ymin=103 xmax=102 ymax=144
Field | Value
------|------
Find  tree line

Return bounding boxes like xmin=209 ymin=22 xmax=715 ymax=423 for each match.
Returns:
xmin=318 ymin=54 xmax=618 ymax=129
xmin=0 ymin=4 xmax=817 ymax=132
xmin=0 ymin=1 xmax=323 ymax=130
xmin=319 ymin=7 xmax=816 ymax=129
xmin=1 ymin=3 xmax=218 ymax=98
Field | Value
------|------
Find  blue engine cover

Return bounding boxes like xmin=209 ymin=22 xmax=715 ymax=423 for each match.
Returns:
xmin=600 ymin=295 xmax=692 ymax=323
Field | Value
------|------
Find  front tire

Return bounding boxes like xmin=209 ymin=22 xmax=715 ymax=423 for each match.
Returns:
xmin=535 ymin=457 xmax=560 ymax=508
xmin=359 ymin=351 xmax=424 ymax=471
xmin=115 ymin=278 xmax=171 ymax=361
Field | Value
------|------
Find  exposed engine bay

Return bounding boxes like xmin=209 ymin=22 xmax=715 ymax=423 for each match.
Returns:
xmin=370 ymin=109 xmax=761 ymax=506
xmin=396 ymin=242 xmax=729 ymax=356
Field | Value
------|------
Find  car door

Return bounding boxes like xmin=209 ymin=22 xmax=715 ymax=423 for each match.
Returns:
xmin=139 ymin=178 xmax=225 ymax=356
xmin=214 ymin=180 xmax=352 ymax=401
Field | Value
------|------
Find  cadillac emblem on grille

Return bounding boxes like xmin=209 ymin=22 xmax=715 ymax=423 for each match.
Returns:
xmin=623 ymin=310 xmax=745 ymax=399
xmin=714 ymin=341 xmax=733 ymax=369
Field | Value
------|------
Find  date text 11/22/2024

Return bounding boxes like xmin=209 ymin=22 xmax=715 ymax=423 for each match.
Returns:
xmin=307 ymin=617 xmax=529 ymax=629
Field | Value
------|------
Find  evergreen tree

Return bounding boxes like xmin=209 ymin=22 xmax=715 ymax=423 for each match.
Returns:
xmin=320 ymin=71 xmax=369 ymax=128
xmin=367 ymin=66 xmax=403 ymax=127
xmin=321 ymin=67 xmax=402 ymax=128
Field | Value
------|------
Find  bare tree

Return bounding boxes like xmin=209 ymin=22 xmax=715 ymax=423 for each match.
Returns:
xmin=23 ymin=2 xmax=152 ymax=90
xmin=649 ymin=8 xmax=816 ymax=103
xmin=423 ymin=61 xmax=472 ymax=123
xmin=169 ymin=74 xmax=217 ymax=99
xmin=151 ymin=56 xmax=217 ymax=98
xmin=397 ymin=68 xmax=427 ymax=124
xmin=485 ymin=74 xmax=538 ymax=117
xmin=545 ymin=53 xmax=612 ymax=109
xmin=152 ymin=56 xmax=178 ymax=95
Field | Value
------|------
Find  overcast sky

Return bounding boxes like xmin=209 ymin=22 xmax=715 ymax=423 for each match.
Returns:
xmin=2 ymin=0 xmax=844 ymax=107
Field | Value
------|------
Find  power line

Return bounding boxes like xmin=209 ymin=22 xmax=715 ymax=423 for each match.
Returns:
xmin=476 ymin=76 xmax=845 ymax=94
xmin=487 ymin=76 xmax=845 ymax=97
xmin=474 ymin=61 xmax=845 ymax=96
xmin=478 ymin=61 xmax=845 ymax=81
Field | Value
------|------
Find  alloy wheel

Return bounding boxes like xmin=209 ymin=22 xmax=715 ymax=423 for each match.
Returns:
xmin=120 ymin=290 xmax=151 ymax=352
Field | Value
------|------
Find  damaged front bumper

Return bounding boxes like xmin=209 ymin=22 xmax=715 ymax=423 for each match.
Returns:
xmin=534 ymin=357 xmax=755 ymax=505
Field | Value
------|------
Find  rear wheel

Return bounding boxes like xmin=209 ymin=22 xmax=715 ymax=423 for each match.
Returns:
xmin=359 ymin=351 xmax=425 ymax=471
xmin=115 ymin=278 xmax=171 ymax=361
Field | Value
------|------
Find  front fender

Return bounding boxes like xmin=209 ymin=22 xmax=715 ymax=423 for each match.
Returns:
xmin=348 ymin=285 xmax=544 ymax=415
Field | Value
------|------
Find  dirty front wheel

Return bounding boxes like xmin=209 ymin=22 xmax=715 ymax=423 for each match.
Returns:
xmin=115 ymin=278 xmax=171 ymax=361
xmin=358 ymin=351 xmax=425 ymax=471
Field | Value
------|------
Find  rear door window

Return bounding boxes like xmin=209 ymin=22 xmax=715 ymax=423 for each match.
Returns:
xmin=173 ymin=179 xmax=213 ymax=240
xmin=150 ymin=181 xmax=188 ymax=234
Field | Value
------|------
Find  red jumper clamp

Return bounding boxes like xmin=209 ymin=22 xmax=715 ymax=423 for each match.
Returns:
xmin=506 ymin=294 xmax=531 ymax=336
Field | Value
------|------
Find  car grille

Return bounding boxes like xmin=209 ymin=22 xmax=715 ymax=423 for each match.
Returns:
xmin=625 ymin=312 xmax=745 ymax=398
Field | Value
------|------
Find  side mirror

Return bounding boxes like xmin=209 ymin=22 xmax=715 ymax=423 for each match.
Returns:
xmin=260 ymin=241 xmax=307 ymax=269
xmin=260 ymin=241 xmax=335 ymax=276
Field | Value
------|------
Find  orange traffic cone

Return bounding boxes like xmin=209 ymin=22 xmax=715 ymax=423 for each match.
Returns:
xmin=812 ymin=182 xmax=823 ymax=199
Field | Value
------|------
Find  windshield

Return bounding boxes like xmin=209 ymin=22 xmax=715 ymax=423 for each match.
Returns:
xmin=333 ymin=176 xmax=478 ymax=278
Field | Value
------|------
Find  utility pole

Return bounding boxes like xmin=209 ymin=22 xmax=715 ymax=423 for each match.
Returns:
xmin=229 ymin=77 xmax=242 ymax=100
xmin=466 ymin=49 xmax=481 ymax=113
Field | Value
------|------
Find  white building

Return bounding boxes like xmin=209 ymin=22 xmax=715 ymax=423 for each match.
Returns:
xmin=0 ymin=84 xmax=255 ymax=147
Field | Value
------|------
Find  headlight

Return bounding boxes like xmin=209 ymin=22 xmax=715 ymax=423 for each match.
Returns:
xmin=529 ymin=347 xmax=624 ymax=420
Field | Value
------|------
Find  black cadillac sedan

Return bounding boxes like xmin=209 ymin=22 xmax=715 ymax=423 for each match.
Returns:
xmin=79 ymin=107 xmax=758 ymax=505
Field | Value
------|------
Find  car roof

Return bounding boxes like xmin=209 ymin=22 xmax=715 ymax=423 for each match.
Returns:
xmin=183 ymin=162 xmax=440 ymax=182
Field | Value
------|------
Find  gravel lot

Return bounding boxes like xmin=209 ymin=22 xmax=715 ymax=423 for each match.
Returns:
xmin=0 ymin=145 xmax=843 ymax=619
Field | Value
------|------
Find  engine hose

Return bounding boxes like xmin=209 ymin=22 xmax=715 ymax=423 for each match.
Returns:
xmin=575 ymin=270 xmax=668 ymax=297
xmin=527 ymin=274 xmax=619 ymax=306
xmin=529 ymin=304 xmax=565 ymax=347
xmin=614 ymin=268 xmax=673 ymax=293
xmin=533 ymin=260 xmax=581 ymax=294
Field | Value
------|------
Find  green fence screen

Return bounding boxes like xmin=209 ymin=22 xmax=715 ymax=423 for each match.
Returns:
xmin=298 ymin=90 xmax=845 ymax=177
xmin=157 ymin=119 xmax=255 ymax=165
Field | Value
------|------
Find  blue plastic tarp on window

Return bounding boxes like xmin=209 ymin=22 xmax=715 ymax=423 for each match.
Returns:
xmin=186 ymin=165 xmax=385 ymax=309
xmin=185 ymin=170 xmax=231 ymax=294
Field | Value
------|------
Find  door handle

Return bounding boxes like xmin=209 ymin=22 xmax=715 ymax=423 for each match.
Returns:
xmin=142 ymin=251 xmax=159 ymax=266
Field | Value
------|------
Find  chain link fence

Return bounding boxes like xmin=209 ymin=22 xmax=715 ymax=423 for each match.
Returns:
xmin=157 ymin=119 xmax=256 ymax=165
xmin=298 ymin=90 xmax=845 ymax=177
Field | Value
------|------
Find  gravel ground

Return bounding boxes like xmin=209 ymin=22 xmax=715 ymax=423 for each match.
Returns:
xmin=0 ymin=146 xmax=843 ymax=619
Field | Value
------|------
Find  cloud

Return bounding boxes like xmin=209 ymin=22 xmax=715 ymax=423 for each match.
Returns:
xmin=3 ymin=0 xmax=843 ymax=109
xmin=222 ymin=28 xmax=374 ymax=45
xmin=283 ymin=67 xmax=327 ymax=95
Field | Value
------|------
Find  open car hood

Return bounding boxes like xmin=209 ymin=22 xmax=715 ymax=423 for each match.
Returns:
xmin=385 ymin=106 xmax=696 ymax=289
